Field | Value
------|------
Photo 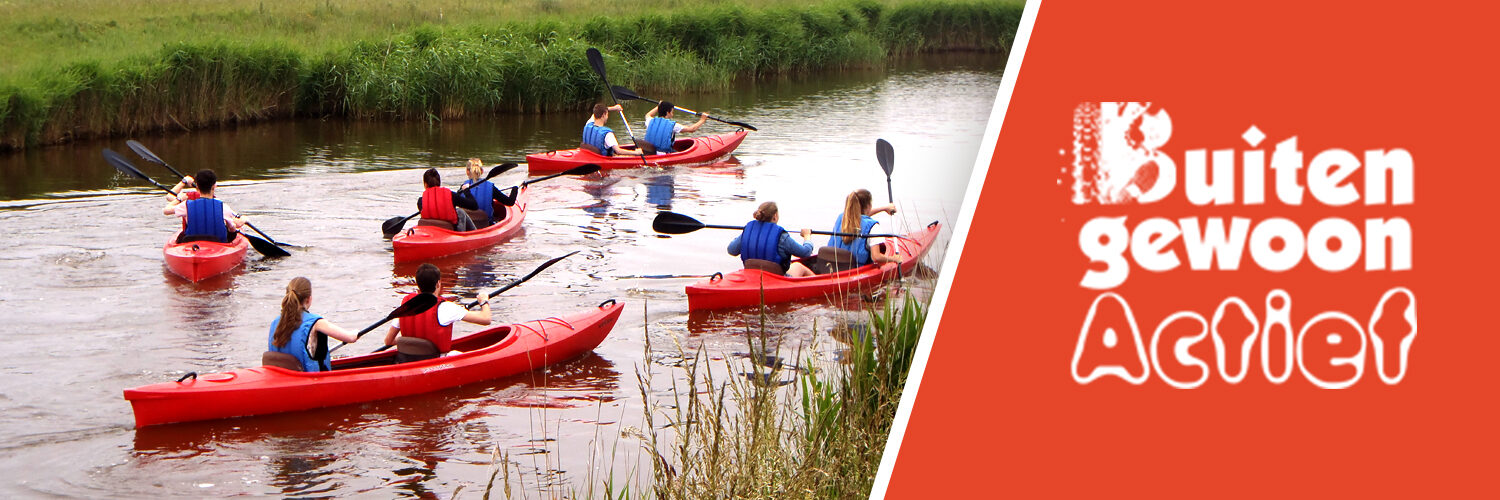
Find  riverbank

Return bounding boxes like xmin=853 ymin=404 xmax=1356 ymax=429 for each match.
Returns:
xmin=0 ymin=0 xmax=1021 ymax=151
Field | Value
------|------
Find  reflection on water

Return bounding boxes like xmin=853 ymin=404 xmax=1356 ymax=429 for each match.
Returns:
xmin=0 ymin=53 xmax=1002 ymax=497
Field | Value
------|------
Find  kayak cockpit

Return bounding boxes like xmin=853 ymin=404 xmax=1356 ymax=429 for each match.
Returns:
xmin=328 ymin=325 xmax=514 ymax=371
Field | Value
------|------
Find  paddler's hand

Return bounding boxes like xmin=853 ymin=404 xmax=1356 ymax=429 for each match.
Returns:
xmin=181 ymin=176 xmax=195 ymax=188
xmin=607 ymin=104 xmax=623 ymax=112
xmin=800 ymin=228 xmax=812 ymax=240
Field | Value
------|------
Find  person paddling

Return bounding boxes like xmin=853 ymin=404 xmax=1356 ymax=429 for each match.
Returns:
xmin=161 ymin=169 xmax=247 ymax=243
xmin=787 ymin=189 xmax=901 ymax=276
xmin=383 ymin=264 xmax=499 ymax=363
xmin=642 ymin=101 xmax=709 ymax=155
xmin=581 ymin=104 xmax=645 ymax=157
xmin=265 ymin=277 xmax=359 ymax=372
xmin=416 ymin=168 xmax=480 ymax=232
xmin=458 ymin=158 xmax=518 ymax=228
xmin=728 ymin=202 xmax=814 ymax=277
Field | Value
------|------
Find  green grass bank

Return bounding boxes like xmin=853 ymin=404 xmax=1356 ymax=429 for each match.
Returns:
xmin=0 ymin=0 xmax=1022 ymax=151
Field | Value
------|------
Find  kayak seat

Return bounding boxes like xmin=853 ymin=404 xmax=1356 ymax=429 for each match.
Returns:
xmin=578 ymin=143 xmax=603 ymax=155
xmin=416 ymin=218 xmax=456 ymax=231
xmin=463 ymin=208 xmax=491 ymax=228
xmin=816 ymin=247 xmax=859 ymax=274
xmin=743 ymin=259 xmax=785 ymax=275
xmin=395 ymin=337 xmax=440 ymax=364
xmin=261 ymin=351 xmax=304 ymax=372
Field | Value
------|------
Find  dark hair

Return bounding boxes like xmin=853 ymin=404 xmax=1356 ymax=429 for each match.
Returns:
xmin=272 ymin=277 xmax=312 ymax=348
xmin=753 ymin=201 xmax=777 ymax=223
xmin=657 ymin=101 xmax=673 ymax=116
xmin=592 ymin=103 xmax=608 ymax=119
xmin=423 ymin=168 xmax=441 ymax=188
xmin=416 ymin=263 xmax=441 ymax=293
xmin=194 ymin=169 xmax=217 ymax=193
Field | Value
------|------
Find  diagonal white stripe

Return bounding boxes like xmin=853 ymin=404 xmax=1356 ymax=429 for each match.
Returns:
xmin=868 ymin=0 xmax=1043 ymax=497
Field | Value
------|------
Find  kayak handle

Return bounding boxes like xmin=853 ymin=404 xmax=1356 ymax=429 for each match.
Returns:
xmin=709 ymin=272 xmax=723 ymax=283
xmin=598 ymin=298 xmax=616 ymax=308
xmin=176 ymin=372 xmax=198 ymax=383
xmin=191 ymin=244 xmax=200 ymax=252
xmin=927 ymin=220 xmax=939 ymax=229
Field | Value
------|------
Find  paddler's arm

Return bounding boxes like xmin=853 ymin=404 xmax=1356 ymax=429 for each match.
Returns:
xmin=866 ymin=204 xmax=897 ymax=216
xmin=727 ymin=234 xmax=742 ymax=256
xmin=680 ymin=113 xmax=709 ymax=134
xmin=383 ymin=325 xmax=400 ymax=346
xmin=313 ymin=319 xmax=358 ymax=343
xmin=454 ymin=189 xmax=479 ymax=210
xmin=461 ymin=290 xmax=498 ymax=326
xmin=781 ymin=230 xmax=814 ymax=257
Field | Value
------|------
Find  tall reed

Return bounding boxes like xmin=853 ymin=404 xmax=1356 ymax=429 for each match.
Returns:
xmin=0 ymin=0 xmax=1022 ymax=150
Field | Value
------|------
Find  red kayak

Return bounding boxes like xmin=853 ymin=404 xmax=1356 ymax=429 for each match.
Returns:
xmin=163 ymin=231 xmax=249 ymax=282
xmin=686 ymin=221 xmax=942 ymax=310
xmin=392 ymin=186 xmax=528 ymax=262
xmin=525 ymin=130 xmax=749 ymax=172
xmin=123 ymin=300 xmax=623 ymax=427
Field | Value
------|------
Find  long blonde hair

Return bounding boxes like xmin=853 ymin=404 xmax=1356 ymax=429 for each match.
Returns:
xmin=840 ymin=189 xmax=872 ymax=243
xmin=466 ymin=158 xmax=484 ymax=181
xmin=272 ymin=277 xmax=312 ymax=348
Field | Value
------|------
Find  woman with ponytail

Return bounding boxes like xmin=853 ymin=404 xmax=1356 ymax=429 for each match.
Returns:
xmin=788 ymin=189 xmax=901 ymax=276
xmin=267 ymin=277 xmax=358 ymax=372
xmin=727 ymin=201 xmax=814 ymax=276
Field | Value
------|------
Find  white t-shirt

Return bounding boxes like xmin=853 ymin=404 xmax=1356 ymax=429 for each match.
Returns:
xmin=390 ymin=301 xmax=469 ymax=330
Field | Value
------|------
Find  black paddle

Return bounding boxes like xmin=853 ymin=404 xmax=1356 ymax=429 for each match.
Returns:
xmin=585 ymin=48 xmax=650 ymax=167
xmin=103 ymin=148 xmax=291 ymax=258
xmin=521 ymin=163 xmax=601 ymax=187
xmin=876 ymin=138 xmax=895 ymax=204
xmin=611 ymin=86 xmax=758 ymax=131
xmin=126 ymin=140 xmax=297 ymax=251
xmin=371 ymin=250 xmax=580 ymax=353
xmin=652 ymin=211 xmax=906 ymax=239
xmin=328 ymin=292 xmax=440 ymax=354
xmin=382 ymin=163 xmax=520 ymax=236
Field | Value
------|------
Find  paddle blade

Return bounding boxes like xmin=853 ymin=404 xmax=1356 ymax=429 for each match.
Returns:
xmin=566 ymin=164 xmax=602 ymax=176
xmin=488 ymin=162 xmax=520 ymax=180
xmin=586 ymin=48 xmax=607 ymax=80
xmin=611 ymin=85 xmax=643 ymax=102
xmin=126 ymin=140 xmax=167 ymax=166
xmin=245 ymin=233 xmax=291 ymax=258
xmin=652 ymin=211 xmax=706 ymax=235
xmin=876 ymin=138 xmax=895 ymax=176
xmin=724 ymin=120 xmax=759 ymax=132
xmin=102 ymin=148 xmax=154 ymax=184
xmin=391 ymin=293 xmax=440 ymax=319
xmin=382 ymin=214 xmax=413 ymax=236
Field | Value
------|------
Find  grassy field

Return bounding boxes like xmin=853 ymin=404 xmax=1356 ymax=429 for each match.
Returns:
xmin=0 ymin=0 xmax=1023 ymax=150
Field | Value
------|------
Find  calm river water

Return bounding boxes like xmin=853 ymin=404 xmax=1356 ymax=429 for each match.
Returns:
xmin=0 ymin=54 xmax=1001 ymax=497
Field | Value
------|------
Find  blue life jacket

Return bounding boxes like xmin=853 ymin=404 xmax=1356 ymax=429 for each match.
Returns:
xmin=267 ymin=312 xmax=327 ymax=372
xmin=644 ymin=117 xmax=677 ymax=153
xmin=828 ymin=214 xmax=879 ymax=266
xmin=462 ymin=179 xmax=497 ymax=218
xmin=582 ymin=122 xmax=613 ymax=156
xmin=184 ymin=198 xmax=228 ymax=242
xmin=740 ymin=220 xmax=787 ymax=269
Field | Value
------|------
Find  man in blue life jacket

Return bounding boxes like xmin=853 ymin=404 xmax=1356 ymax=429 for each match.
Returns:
xmin=581 ymin=103 xmax=647 ymax=157
xmin=642 ymin=101 xmax=709 ymax=155
xmin=161 ymin=169 xmax=247 ymax=243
